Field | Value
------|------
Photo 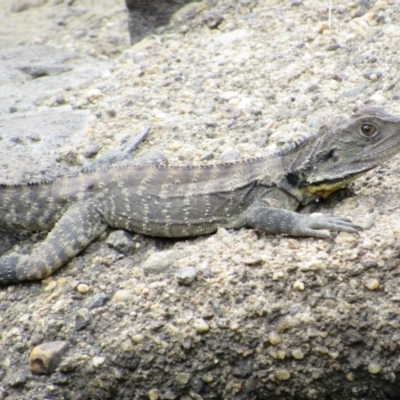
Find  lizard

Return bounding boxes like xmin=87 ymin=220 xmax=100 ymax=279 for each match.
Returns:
xmin=0 ymin=106 xmax=399 ymax=285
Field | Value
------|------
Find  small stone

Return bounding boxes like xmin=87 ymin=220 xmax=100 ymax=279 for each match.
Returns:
xmin=175 ymin=267 xmax=197 ymax=286
xmin=315 ymin=21 xmax=330 ymax=34
xmin=148 ymin=389 xmax=159 ymax=400
xmin=230 ymin=321 xmax=240 ymax=330
xmin=131 ymin=334 xmax=144 ymax=344
xmin=175 ymin=372 xmax=191 ymax=385
xmin=85 ymin=88 xmax=102 ymax=101
xmin=6 ymin=371 xmax=28 ymax=387
xmin=29 ymin=341 xmax=69 ymax=374
xmin=10 ymin=0 xmax=46 ymax=12
xmin=106 ymin=230 xmax=134 ymax=256
xmin=92 ymin=356 xmax=106 ymax=368
xmin=75 ymin=308 xmax=91 ymax=331
xmin=86 ymin=293 xmax=108 ymax=310
xmin=82 ymin=145 xmax=100 ymax=159
xmin=220 ymin=147 xmax=240 ymax=162
xmin=76 ymin=283 xmax=89 ymax=294
xmin=194 ymin=318 xmax=209 ymax=333
xmin=268 ymin=331 xmax=282 ymax=345
xmin=232 ymin=361 xmax=253 ymax=378
xmin=121 ymin=339 xmax=134 ymax=352
xmin=346 ymin=372 xmax=355 ymax=381
xmin=349 ymin=279 xmax=359 ymax=289
xmin=291 ymin=349 xmax=304 ymax=359
xmin=112 ymin=289 xmax=133 ymax=302
xmin=275 ymin=369 xmax=291 ymax=380
xmin=368 ymin=362 xmax=382 ymax=374
xmin=106 ymin=108 xmax=117 ymax=118
xmin=142 ymin=251 xmax=176 ymax=276
xmin=293 ymin=280 xmax=305 ymax=291
xmin=335 ymin=232 xmax=357 ymax=243
xmin=365 ymin=278 xmax=380 ymax=290
xmin=307 ymin=327 xmax=321 ymax=338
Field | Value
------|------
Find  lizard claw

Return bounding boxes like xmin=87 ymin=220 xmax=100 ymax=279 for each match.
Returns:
xmin=294 ymin=214 xmax=363 ymax=239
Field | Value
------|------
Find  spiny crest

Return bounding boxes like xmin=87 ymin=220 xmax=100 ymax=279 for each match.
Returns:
xmin=274 ymin=133 xmax=317 ymax=157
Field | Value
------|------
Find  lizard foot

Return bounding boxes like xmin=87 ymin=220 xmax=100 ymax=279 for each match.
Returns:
xmin=293 ymin=214 xmax=363 ymax=240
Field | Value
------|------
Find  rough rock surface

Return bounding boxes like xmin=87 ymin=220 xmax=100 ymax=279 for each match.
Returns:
xmin=1 ymin=0 xmax=400 ymax=399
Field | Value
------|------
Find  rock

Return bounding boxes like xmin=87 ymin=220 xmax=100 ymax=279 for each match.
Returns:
xmin=364 ymin=278 xmax=380 ymax=290
xmin=275 ymin=369 xmax=291 ymax=380
xmin=112 ymin=289 xmax=133 ymax=302
xmin=82 ymin=145 xmax=100 ymax=159
xmin=142 ymin=251 xmax=176 ymax=276
xmin=368 ymin=362 xmax=382 ymax=374
xmin=75 ymin=308 xmax=91 ymax=331
xmin=85 ymin=293 xmax=108 ymax=310
xmin=175 ymin=266 xmax=197 ymax=286
xmin=76 ymin=283 xmax=89 ymax=294
xmin=10 ymin=0 xmax=47 ymax=12
xmin=293 ymin=280 xmax=305 ymax=291
xmin=175 ymin=372 xmax=191 ymax=385
xmin=6 ymin=371 xmax=28 ymax=387
xmin=220 ymin=147 xmax=240 ymax=162
xmin=106 ymin=230 xmax=134 ymax=255
xmin=268 ymin=331 xmax=282 ymax=345
xmin=29 ymin=341 xmax=69 ymax=374
xmin=194 ymin=319 xmax=209 ymax=333
xmin=92 ymin=356 xmax=106 ymax=368
xmin=148 ymin=389 xmax=159 ymax=400
xmin=232 ymin=361 xmax=253 ymax=378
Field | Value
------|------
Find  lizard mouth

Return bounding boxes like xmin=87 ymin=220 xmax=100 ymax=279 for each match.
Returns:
xmin=302 ymin=171 xmax=367 ymax=199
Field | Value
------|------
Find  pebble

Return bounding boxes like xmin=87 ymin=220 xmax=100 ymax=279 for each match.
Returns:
xmin=85 ymin=88 xmax=102 ymax=101
xmin=86 ymin=293 xmax=108 ymax=310
xmin=75 ymin=308 xmax=91 ymax=331
xmin=112 ymin=289 xmax=133 ymax=302
xmin=175 ymin=266 xmax=197 ymax=286
xmin=368 ymin=362 xmax=382 ymax=374
xmin=275 ymin=369 xmax=291 ymax=380
xmin=120 ymin=339 xmax=134 ymax=352
xmin=220 ymin=147 xmax=241 ymax=162
xmin=315 ymin=22 xmax=330 ymax=34
xmin=106 ymin=230 xmax=134 ymax=256
xmin=292 ymin=349 xmax=304 ymax=359
xmin=131 ymin=334 xmax=144 ymax=344
xmin=142 ymin=251 xmax=176 ymax=276
xmin=29 ymin=341 xmax=70 ymax=374
xmin=364 ymin=278 xmax=380 ymax=290
xmin=76 ymin=283 xmax=89 ymax=294
xmin=148 ymin=389 xmax=159 ymax=400
xmin=175 ymin=372 xmax=191 ymax=385
xmin=92 ymin=356 xmax=106 ymax=368
xmin=194 ymin=319 xmax=210 ymax=333
xmin=82 ymin=145 xmax=100 ymax=159
xmin=268 ymin=331 xmax=282 ymax=345
xmin=293 ymin=280 xmax=305 ymax=291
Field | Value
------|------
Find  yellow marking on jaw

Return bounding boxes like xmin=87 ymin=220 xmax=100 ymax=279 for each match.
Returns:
xmin=301 ymin=174 xmax=362 ymax=199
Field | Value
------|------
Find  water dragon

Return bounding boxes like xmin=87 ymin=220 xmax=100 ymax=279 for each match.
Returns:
xmin=0 ymin=107 xmax=399 ymax=284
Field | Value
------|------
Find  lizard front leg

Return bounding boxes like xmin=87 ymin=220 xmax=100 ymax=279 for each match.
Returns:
xmin=245 ymin=204 xmax=362 ymax=240
xmin=0 ymin=202 xmax=107 ymax=285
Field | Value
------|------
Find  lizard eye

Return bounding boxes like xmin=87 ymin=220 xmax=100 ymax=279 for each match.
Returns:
xmin=359 ymin=123 xmax=379 ymax=138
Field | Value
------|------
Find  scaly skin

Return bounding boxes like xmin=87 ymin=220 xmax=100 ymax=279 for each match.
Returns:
xmin=1 ymin=107 xmax=400 ymax=284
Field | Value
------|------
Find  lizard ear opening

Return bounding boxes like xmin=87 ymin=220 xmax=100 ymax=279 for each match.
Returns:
xmin=318 ymin=149 xmax=340 ymax=164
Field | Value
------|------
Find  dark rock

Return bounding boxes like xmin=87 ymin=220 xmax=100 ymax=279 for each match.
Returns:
xmin=29 ymin=341 xmax=70 ymax=375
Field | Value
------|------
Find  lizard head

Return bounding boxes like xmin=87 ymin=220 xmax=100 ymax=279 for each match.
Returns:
xmin=279 ymin=107 xmax=400 ymax=205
